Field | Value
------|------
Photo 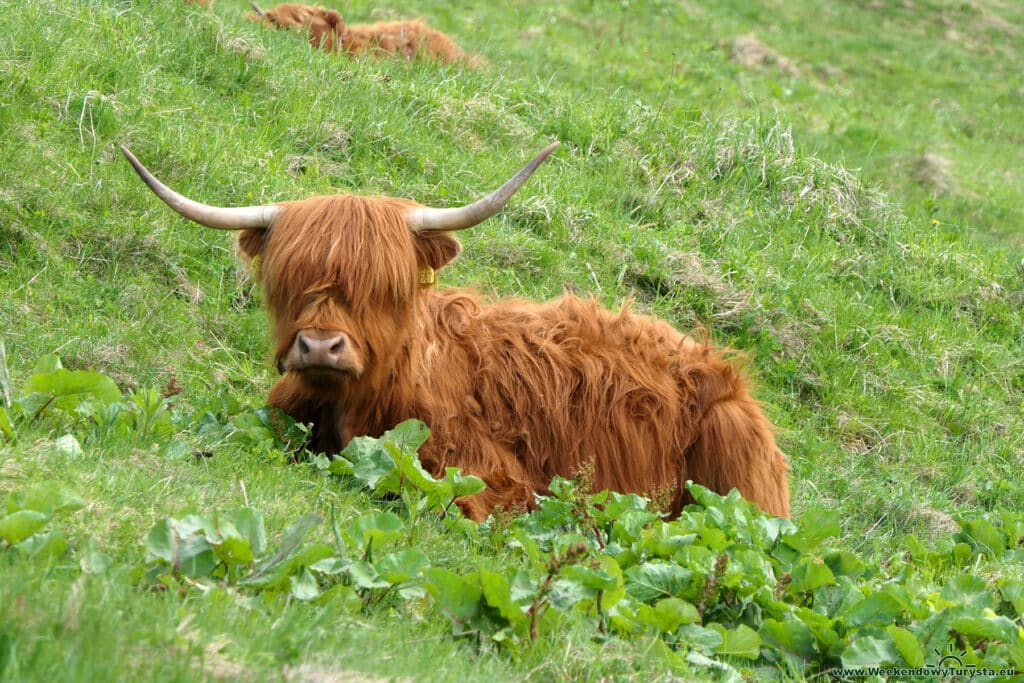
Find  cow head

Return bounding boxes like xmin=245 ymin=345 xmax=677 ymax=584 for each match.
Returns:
xmin=248 ymin=3 xmax=344 ymax=48
xmin=120 ymin=143 xmax=558 ymax=393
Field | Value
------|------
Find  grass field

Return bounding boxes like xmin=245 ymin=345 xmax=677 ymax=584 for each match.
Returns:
xmin=2 ymin=0 xmax=1023 ymax=680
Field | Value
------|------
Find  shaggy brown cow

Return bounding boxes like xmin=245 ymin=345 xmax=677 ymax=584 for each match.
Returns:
xmin=248 ymin=3 xmax=477 ymax=65
xmin=120 ymin=144 xmax=790 ymax=520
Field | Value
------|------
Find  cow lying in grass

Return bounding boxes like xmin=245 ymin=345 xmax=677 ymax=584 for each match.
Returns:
xmin=120 ymin=143 xmax=790 ymax=521
xmin=248 ymin=3 xmax=478 ymax=66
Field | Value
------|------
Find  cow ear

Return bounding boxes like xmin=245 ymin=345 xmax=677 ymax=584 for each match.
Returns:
xmin=413 ymin=232 xmax=462 ymax=271
xmin=237 ymin=229 xmax=269 ymax=269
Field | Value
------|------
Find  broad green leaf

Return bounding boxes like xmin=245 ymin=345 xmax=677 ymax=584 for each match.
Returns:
xmin=33 ymin=355 xmax=62 ymax=374
xmin=940 ymin=575 xmax=994 ymax=610
xmin=886 ymin=625 xmax=924 ymax=667
xmin=206 ymin=515 xmax=253 ymax=565
xmin=951 ymin=542 xmax=974 ymax=567
xmin=754 ymin=515 xmax=796 ymax=543
xmin=146 ymin=519 xmax=175 ymax=563
xmin=309 ymin=557 xmax=350 ymax=576
xmin=673 ymin=545 xmax=715 ymax=573
xmin=318 ymin=582 xmax=363 ymax=612
xmin=789 ymin=557 xmax=835 ymax=593
xmin=351 ymin=445 xmax=400 ymax=493
xmin=174 ymin=514 xmax=217 ymax=539
xmin=348 ymin=560 xmax=390 ymax=589
xmin=636 ymin=597 xmax=699 ymax=632
xmin=758 ymin=619 xmax=818 ymax=665
xmin=548 ymin=577 xmax=590 ymax=611
xmin=79 ymin=537 xmax=112 ymax=575
xmin=624 ymin=562 xmax=696 ymax=602
xmin=957 ymin=519 xmax=1006 ymax=558
xmin=509 ymin=568 xmax=538 ymax=606
xmin=824 ymin=550 xmax=867 ymax=579
xmin=611 ymin=509 xmax=660 ymax=544
xmin=793 ymin=608 xmax=840 ymax=651
xmin=442 ymin=468 xmax=486 ymax=498
xmin=729 ymin=548 xmax=775 ymax=589
xmin=5 ymin=482 xmax=84 ymax=515
xmin=698 ymin=526 xmax=730 ymax=551
xmin=174 ymin=533 xmax=217 ymax=577
xmin=711 ymin=623 xmax=762 ymax=660
xmin=845 ymin=592 xmax=905 ymax=627
xmin=426 ymin=568 xmax=481 ymax=625
xmin=15 ymin=530 xmax=68 ymax=560
xmin=678 ymin=624 xmax=725 ymax=654
xmin=684 ymin=651 xmax=744 ymax=683
xmin=480 ymin=567 xmax=529 ymax=627
xmin=561 ymin=562 xmax=619 ymax=596
xmin=376 ymin=548 xmax=429 ymax=584
xmin=841 ymin=635 xmax=901 ymax=668
xmin=18 ymin=369 xmax=122 ymax=416
xmin=781 ymin=508 xmax=840 ymax=553
xmin=233 ymin=508 xmax=267 ymax=557
xmin=290 ymin=567 xmax=320 ymax=601
xmin=915 ymin=608 xmax=959 ymax=656
xmin=0 ymin=510 xmax=50 ymax=544
xmin=213 ymin=534 xmax=253 ymax=566
xmin=904 ymin=533 xmax=929 ymax=561
xmin=999 ymin=579 xmax=1024 ymax=617
xmin=952 ymin=614 xmax=1018 ymax=643
xmin=328 ymin=458 xmax=354 ymax=476
xmin=351 ymin=512 xmax=404 ymax=549
xmin=393 ymin=448 xmax=440 ymax=493
xmin=383 ymin=419 xmax=431 ymax=453
xmin=640 ymin=523 xmax=695 ymax=559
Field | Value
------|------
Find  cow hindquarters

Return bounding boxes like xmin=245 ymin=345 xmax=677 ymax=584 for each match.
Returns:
xmin=683 ymin=397 xmax=790 ymax=518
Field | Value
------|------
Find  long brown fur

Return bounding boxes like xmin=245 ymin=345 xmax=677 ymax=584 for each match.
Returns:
xmin=239 ymin=194 xmax=790 ymax=521
xmin=248 ymin=3 xmax=479 ymax=66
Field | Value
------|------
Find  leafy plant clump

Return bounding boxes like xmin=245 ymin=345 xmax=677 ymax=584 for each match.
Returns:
xmin=3 ymin=358 xmax=1023 ymax=681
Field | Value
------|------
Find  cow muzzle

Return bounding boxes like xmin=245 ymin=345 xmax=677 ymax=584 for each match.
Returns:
xmin=281 ymin=329 xmax=363 ymax=380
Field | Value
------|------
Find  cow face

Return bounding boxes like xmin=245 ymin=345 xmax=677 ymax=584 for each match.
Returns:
xmin=237 ymin=198 xmax=462 ymax=390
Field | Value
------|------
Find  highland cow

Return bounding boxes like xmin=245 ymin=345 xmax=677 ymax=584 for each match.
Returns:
xmin=120 ymin=143 xmax=790 ymax=520
xmin=248 ymin=3 xmax=476 ymax=65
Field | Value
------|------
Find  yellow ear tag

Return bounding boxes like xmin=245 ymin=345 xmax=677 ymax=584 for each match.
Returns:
xmin=419 ymin=266 xmax=437 ymax=287
xmin=250 ymin=254 xmax=262 ymax=275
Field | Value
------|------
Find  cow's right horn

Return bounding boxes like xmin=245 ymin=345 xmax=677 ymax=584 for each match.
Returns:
xmin=407 ymin=142 xmax=559 ymax=232
xmin=120 ymin=146 xmax=280 ymax=230
xmin=250 ymin=2 xmax=266 ymax=16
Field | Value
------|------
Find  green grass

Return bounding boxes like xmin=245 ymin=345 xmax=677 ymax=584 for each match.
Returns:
xmin=1 ymin=0 xmax=1023 ymax=679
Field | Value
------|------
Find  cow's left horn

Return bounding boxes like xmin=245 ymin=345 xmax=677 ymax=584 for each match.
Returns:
xmin=250 ymin=2 xmax=266 ymax=16
xmin=407 ymin=142 xmax=559 ymax=232
xmin=120 ymin=146 xmax=280 ymax=230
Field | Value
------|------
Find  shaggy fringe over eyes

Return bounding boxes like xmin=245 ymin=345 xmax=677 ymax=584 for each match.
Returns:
xmin=259 ymin=195 xmax=421 ymax=327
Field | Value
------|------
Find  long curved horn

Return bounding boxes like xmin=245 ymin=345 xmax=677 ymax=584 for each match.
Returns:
xmin=120 ymin=146 xmax=280 ymax=230
xmin=250 ymin=2 xmax=265 ymax=17
xmin=406 ymin=142 xmax=559 ymax=232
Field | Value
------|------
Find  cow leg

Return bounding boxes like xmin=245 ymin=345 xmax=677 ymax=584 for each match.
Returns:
xmin=267 ymin=374 xmax=348 ymax=455
xmin=683 ymin=395 xmax=790 ymax=518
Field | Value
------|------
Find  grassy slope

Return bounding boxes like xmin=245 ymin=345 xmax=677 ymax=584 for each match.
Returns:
xmin=1 ymin=0 xmax=1022 ymax=680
